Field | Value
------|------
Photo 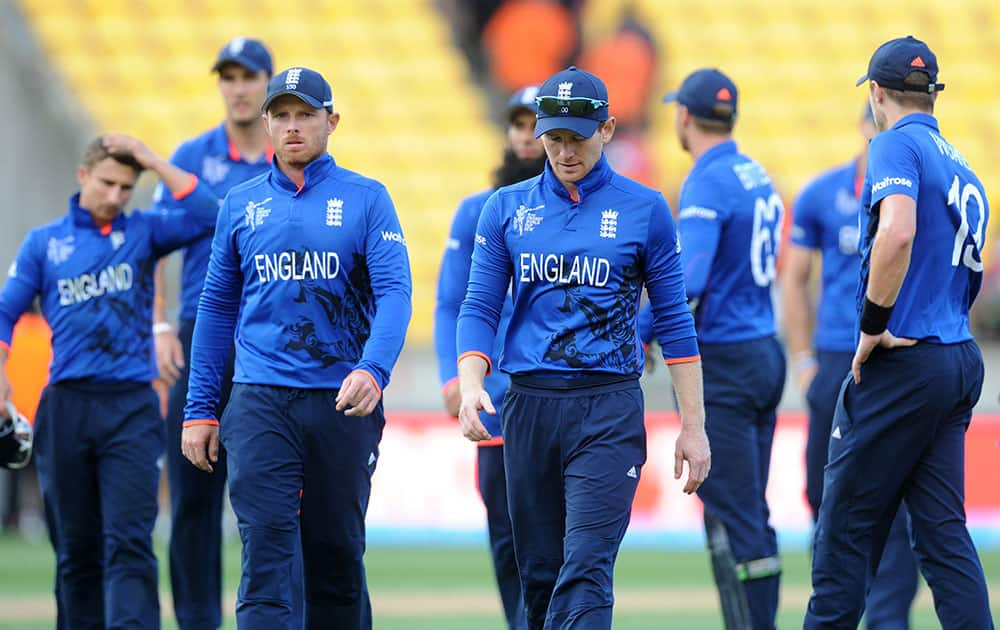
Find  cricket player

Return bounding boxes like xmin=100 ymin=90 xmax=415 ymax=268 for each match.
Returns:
xmin=0 ymin=134 xmax=220 ymax=628
xmin=805 ymin=36 xmax=993 ymax=629
xmin=663 ymin=68 xmax=786 ymax=630
xmin=150 ymin=36 xmax=279 ymax=630
xmin=182 ymin=67 xmax=412 ymax=630
xmin=434 ymin=85 xmax=545 ymax=630
xmin=784 ymin=107 xmax=918 ymax=628
xmin=457 ymin=66 xmax=710 ymax=630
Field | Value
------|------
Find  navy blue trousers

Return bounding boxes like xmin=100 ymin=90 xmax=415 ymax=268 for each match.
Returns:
xmin=503 ymin=375 xmax=645 ymax=630
xmin=805 ymin=350 xmax=918 ymax=629
xmin=477 ymin=444 xmax=526 ymax=629
xmin=697 ymin=336 xmax=786 ymax=630
xmin=805 ymin=341 xmax=993 ymax=629
xmin=221 ymin=384 xmax=384 ymax=630
xmin=166 ymin=318 xmax=232 ymax=630
xmin=34 ymin=380 xmax=163 ymax=630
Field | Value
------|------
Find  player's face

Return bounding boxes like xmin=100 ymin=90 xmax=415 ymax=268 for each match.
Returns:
xmin=868 ymin=84 xmax=890 ymax=133
xmin=541 ymin=118 xmax=615 ymax=185
xmin=264 ymin=96 xmax=339 ymax=168
xmin=218 ymin=64 xmax=270 ymax=126
xmin=507 ymin=110 xmax=543 ymax=160
xmin=76 ymin=158 xmax=139 ymax=224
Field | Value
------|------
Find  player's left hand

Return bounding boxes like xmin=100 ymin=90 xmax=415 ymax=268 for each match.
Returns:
xmin=336 ymin=370 xmax=381 ymax=417
xmin=674 ymin=426 xmax=711 ymax=494
xmin=851 ymin=330 xmax=917 ymax=384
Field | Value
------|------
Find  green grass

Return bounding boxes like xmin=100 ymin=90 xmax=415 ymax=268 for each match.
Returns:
xmin=1 ymin=534 xmax=998 ymax=628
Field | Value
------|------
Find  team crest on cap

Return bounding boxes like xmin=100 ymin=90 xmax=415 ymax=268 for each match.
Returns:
xmin=285 ymin=68 xmax=302 ymax=90
xmin=557 ymin=82 xmax=573 ymax=98
xmin=228 ymin=37 xmax=246 ymax=55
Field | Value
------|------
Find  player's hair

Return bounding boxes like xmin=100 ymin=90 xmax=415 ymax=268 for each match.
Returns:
xmin=693 ymin=104 xmax=735 ymax=134
xmin=882 ymin=71 xmax=936 ymax=112
xmin=81 ymin=136 xmax=144 ymax=174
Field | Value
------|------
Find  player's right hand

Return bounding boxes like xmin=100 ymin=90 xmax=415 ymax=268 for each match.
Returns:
xmin=155 ymin=328 xmax=185 ymax=387
xmin=442 ymin=380 xmax=461 ymax=418
xmin=102 ymin=134 xmax=158 ymax=170
xmin=458 ymin=386 xmax=494 ymax=442
xmin=674 ymin=426 xmax=711 ymax=494
xmin=181 ymin=424 xmax=220 ymax=473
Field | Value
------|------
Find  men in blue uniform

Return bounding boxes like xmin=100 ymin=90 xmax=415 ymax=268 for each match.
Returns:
xmin=0 ymin=134 xmax=219 ymax=629
xmin=151 ymin=36 xmax=276 ymax=630
xmin=434 ymin=85 xmax=544 ymax=630
xmin=805 ymin=36 xmax=993 ymax=629
xmin=784 ymin=107 xmax=918 ymax=629
xmin=664 ymin=68 xmax=786 ymax=630
xmin=182 ymin=67 xmax=412 ymax=630
xmin=457 ymin=66 xmax=710 ymax=630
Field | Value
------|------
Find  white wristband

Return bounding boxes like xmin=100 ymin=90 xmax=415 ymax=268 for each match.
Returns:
xmin=153 ymin=322 xmax=173 ymax=335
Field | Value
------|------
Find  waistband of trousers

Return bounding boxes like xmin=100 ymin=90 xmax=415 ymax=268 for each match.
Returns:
xmin=509 ymin=372 xmax=639 ymax=396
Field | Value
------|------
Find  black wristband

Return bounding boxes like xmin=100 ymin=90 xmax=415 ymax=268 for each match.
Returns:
xmin=859 ymin=297 xmax=893 ymax=335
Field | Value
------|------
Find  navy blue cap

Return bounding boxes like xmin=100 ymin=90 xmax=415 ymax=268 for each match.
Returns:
xmin=211 ymin=37 xmax=273 ymax=76
xmin=856 ymin=36 xmax=944 ymax=93
xmin=662 ymin=68 xmax=738 ymax=123
xmin=262 ymin=67 xmax=334 ymax=113
xmin=534 ymin=67 xmax=609 ymax=139
xmin=506 ymin=85 xmax=540 ymax=120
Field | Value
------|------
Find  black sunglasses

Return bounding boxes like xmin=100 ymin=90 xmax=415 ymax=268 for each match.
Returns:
xmin=535 ymin=96 xmax=609 ymax=117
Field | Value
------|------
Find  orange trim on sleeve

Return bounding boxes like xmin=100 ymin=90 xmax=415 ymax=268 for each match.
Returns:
xmin=172 ymin=174 xmax=199 ymax=200
xmin=182 ymin=419 xmax=219 ymax=428
xmin=664 ymin=355 xmax=701 ymax=365
xmin=353 ymin=370 xmax=383 ymax=398
xmin=477 ymin=436 xmax=504 ymax=447
xmin=441 ymin=376 xmax=459 ymax=394
xmin=0 ymin=340 xmax=10 ymax=353
xmin=458 ymin=351 xmax=493 ymax=376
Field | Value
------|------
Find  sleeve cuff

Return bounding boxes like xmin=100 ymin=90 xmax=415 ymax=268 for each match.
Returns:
xmin=352 ymin=369 xmax=383 ymax=398
xmin=0 ymin=340 xmax=10 ymax=354
xmin=183 ymin=419 xmax=219 ymax=428
xmin=664 ymin=354 xmax=701 ymax=365
xmin=458 ymin=351 xmax=492 ymax=376
xmin=172 ymin=174 xmax=199 ymax=200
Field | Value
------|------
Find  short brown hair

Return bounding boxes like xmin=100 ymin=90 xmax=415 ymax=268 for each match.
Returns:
xmin=693 ymin=104 xmax=735 ymax=134
xmin=882 ymin=71 xmax=936 ymax=112
xmin=81 ymin=136 xmax=144 ymax=174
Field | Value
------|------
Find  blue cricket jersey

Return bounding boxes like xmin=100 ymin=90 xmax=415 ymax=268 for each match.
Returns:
xmin=458 ymin=155 xmax=698 ymax=377
xmin=860 ymin=113 xmax=988 ymax=343
xmin=434 ymin=189 xmax=513 ymax=437
xmin=0 ymin=184 xmax=219 ymax=383
xmin=184 ymin=154 xmax=412 ymax=424
xmin=678 ymin=140 xmax=782 ymax=344
xmin=791 ymin=161 xmax=862 ymax=352
xmin=153 ymin=124 xmax=273 ymax=321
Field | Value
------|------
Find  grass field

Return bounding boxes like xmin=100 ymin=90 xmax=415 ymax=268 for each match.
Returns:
xmin=1 ymin=534 xmax=998 ymax=628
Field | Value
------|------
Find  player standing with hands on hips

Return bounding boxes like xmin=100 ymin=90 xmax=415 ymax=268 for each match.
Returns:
xmin=663 ymin=68 xmax=786 ymax=630
xmin=0 ymin=134 xmax=221 ymax=629
xmin=805 ymin=36 xmax=993 ymax=629
xmin=182 ymin=67 xmax=412 ymax=629
xmin=457 ymin=66 xmax=710 ymax=629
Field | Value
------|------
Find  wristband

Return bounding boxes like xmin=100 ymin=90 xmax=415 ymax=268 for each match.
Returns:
xmin=795 ymin=353 xmax=818 ymax=373
xmin=859 ymin=298 xmax=893 ymax=335
xmin=153 ymin=322 xmax=173 ymax=335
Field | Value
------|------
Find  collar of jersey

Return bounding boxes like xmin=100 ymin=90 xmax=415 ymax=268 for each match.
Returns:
xmin=542 ymin=153 xmax=613 ymax=202
xmin=692 ymin=139 xmax=737 ymax=171
xmin=214 ymin=124 xmax=274 ymax=164
xmin=68 ymin=193 xmax=127 ymax=231
xmin=269 ymin=153 xmax=336 ymax=195
xmin=892 ymin=112 xmax=938 ymax=132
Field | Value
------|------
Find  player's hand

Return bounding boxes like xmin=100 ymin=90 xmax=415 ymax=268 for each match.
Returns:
xmin=851 ymin=330 xmax=917 ymax=384
xmin=797 ymin=363 xmax=818 ymax=396
xmin=336 ymin=370 xmax=381 ymax=417
xmin=181 ymin=424 xmax=220 ymax=473
xmin=155 ymin=328 xmax=185 ymax=386
xmin=152 ymin=379 xmax=170 ymax=419
xmin=643 ymin=343 xmax=659 ymax=375
xmin=102 ymin=134 xmax=158 ymax=169
xmin=674 ymin=426 xmax=711 ymax=494
xmin=457 ymin=386 xmax=494 ymax=442
xmin=442 ymin=379 xmax=461 ymax=418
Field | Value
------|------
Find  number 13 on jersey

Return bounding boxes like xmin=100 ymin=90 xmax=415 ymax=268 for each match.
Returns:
xmin=751 ymin=193 xmax=784 ymax=287
xmin=949 ymin=175 xmax=986 ymax=272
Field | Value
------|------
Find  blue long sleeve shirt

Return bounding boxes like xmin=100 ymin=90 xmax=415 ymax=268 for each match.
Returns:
xmin=677 ymin=140 xmax=782 ymax=344
xmin=184 ymin=154 xmax=412 ymax=424
xmin=457 ymin=155 xmax=698 ymax=377
xmin=434 ymin=188 xmax=513 ymax=436
xmin=151 ymin=124 xmax=273 ymax=321
xmin=0 ymin=184 xmax=219 ymax=383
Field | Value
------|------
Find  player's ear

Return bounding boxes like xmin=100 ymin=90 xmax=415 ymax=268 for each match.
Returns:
xmin=76 ymin=164 xmax=88 ymax=187
xmin=262 ymin=112 xmax=272 ymax=135
xmin=599 ymin=117 xmax=617 ymax=144
xmin=328 ymin=112 xmax=340 ymax=134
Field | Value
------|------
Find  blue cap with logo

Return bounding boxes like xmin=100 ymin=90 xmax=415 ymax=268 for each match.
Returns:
xmin=211 ymin=37 xmax=273 ymax=76
xmin=506 ymin=85 xmax=540 ymax=120
xmin=533 ymin=67 xmax=609 ymax=139
xmin=262 ymin=67 xmax=334 ymax=113
xmin=662 ymin=68 xmax=738 ymax=123
xmin=855 ymin=35 xmax=944 ymax=93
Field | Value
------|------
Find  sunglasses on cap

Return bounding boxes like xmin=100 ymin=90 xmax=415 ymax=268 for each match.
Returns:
xmin=535 ymin=96 xmax=609 ymax=117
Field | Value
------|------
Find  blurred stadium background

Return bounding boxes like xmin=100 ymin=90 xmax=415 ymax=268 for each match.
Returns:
xmin=0 ymin=0 xmax=998 ymax=627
